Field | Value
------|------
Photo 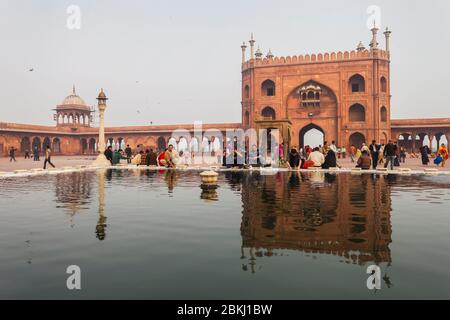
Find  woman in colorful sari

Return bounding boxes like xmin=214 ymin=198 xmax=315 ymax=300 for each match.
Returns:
xmin=438 ymin=144 xmax=449 ymax=167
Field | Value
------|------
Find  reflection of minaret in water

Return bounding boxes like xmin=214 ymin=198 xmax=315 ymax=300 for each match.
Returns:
xmin=95 ymin=170 xmax=107 ymax=240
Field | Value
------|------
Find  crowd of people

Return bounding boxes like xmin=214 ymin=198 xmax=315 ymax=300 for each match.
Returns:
xmin=104 ymin=144 xmax=181 ymax=168
xmin=103 ymin=139 xmax=449 ymax=170
xmin=5 ymin=139 xmax=448 ymax=171
xmin=288 ymin=139 xmax=448 ymax=171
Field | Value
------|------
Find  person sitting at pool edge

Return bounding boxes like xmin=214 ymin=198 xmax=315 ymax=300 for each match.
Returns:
xmin=288 ymin=146 xmax=300 ymax=169
xmin=148 ymin=148 xmax=158 ymax=166
xmin=356 ymin=150 xmax=372 ymax=170
xmin=132 ymin=150 xmax=144 ymax=165
xmin=140 ymin=149 xmax=149 ymax=166
xmin=322 ymin=149 xmax=337 ymax=169
xmin=164 ymin=145 xmax=176 ymax=168
xmin=307 ymin=147 xmax=325 ymax=167
xmin=158 ymin=148 xmax=167 ymax=166
xmin=112 ymin=149 xmax=127 ymax=165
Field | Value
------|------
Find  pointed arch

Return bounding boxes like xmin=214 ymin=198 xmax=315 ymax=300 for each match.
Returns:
xmin=299 ymin=123 xmax=325 ymax=148
xmin=261 ymin=106 xmax=276 ymax=120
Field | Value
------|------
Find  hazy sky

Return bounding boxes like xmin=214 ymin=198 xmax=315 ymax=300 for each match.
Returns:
xmin=0 ymin=0 xmax=449 ymax=127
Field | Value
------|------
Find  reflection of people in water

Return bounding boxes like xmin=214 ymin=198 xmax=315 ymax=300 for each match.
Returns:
xmin=164 ymin=170 xmax=177 ymax=192
xmin=324 ymin=173 xmax=337 ymax=184
xmin=105 ymin=169 xmax=113 ymax=181
xmin=288 ymin=171 xmax=300 ymax=188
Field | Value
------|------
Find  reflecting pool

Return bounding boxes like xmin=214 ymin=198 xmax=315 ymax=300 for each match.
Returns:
xmin=0 ymin=169 xmax=450 ymax=299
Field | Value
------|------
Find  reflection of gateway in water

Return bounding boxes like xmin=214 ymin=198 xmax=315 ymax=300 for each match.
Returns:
xmin=239 ymin=172 xmax=393 ymax=267
xmin=55 ymin=171 xmax=93 ymax=216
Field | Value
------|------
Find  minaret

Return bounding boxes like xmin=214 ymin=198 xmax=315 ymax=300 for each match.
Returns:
xmin=370 ymin=22 xmax=379 ymax=50
xmin=266 ymin=49 xmax=274 ymax=59
xmin=384 ymin=27 xmax=392 ymax=52
xmin=249 ymin=33 xmax=255 ymax=59
xmin=241 ymin=41 xmax=247 ymax=63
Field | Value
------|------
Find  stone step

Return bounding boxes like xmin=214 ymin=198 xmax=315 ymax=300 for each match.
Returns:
xmin=14 ymin=170 xmax=29 ymax=174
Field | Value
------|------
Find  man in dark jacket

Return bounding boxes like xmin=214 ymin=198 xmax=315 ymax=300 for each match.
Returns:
xmin=288 ymin=147 xmax=300 ymax=169
xmin=104 ymin=146 xmax=113 ymax=165
xmin=383 ymin=140 xmax=397 ymax=170
xmin=125 ymin=144 xmax=132 ymax=164
xmin=369 ymin=140 xmax=380 ymax=169
xmin=9 ymin=147 xmax=17 ymax=162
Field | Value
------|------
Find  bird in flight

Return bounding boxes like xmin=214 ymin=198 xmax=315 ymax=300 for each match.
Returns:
xmin=29 ymin=68 xmax=34 ymax=72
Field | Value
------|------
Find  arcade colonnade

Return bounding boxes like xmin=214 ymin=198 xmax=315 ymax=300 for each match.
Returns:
xmin=390 ymin=119 xmax=450 ymax=153
xmin=0 ymin=130 xmax=238 ymax=156
xmin=2 ymin=123 xmax=449 ymax=156
xmin=395 ymin=132 xmax=449 ymax=153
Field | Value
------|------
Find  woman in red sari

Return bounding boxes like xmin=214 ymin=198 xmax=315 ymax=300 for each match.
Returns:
xmin=157 ymin=149 xmax=167 ymax=167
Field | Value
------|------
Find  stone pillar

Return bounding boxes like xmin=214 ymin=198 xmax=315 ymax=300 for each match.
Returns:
xmin=428 ymin=133 xmax=435 ymax=151
xmin=411 ymin=132 xmax=416 ymax=153
xmin=93 ymin=89 xmax=111 ymax=166
xmin=384 ymin=27 xmax=392 ymax=52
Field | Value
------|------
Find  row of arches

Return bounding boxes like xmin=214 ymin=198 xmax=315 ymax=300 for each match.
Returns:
xmin=18 ymin=136 xmax=99 ymax=155
xmin=397 ymin=132 xmax=449 ymax=152
xmin=20 ymin=137 xmax=61 ymax=154
xmin=81 ymin=138 xmax=97 ymax=154
xmin=56 ymin=112 xmax=90 ymax=126
xmin=259 ymin=105 xmax=388 ymax=123
xmin=103 ymin=136 xmax=222 ymax=154
xmin=244 ymin=75 xmax=388 ymax=99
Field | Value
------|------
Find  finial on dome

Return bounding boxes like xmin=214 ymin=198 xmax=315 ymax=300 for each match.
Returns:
xmin=356 ymin=41 xmax=366 ymax=52
xmin=72 ymin=84 xmax=76 ymax=95
xmin=97 ymin=88 xmax=107 ymax=101
xmin=266 ymin=48 xmax=274 ymax=59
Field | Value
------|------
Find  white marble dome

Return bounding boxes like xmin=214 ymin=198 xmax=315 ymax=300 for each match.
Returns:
xmin=57 ymin=86 xmax=90 ymax=111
